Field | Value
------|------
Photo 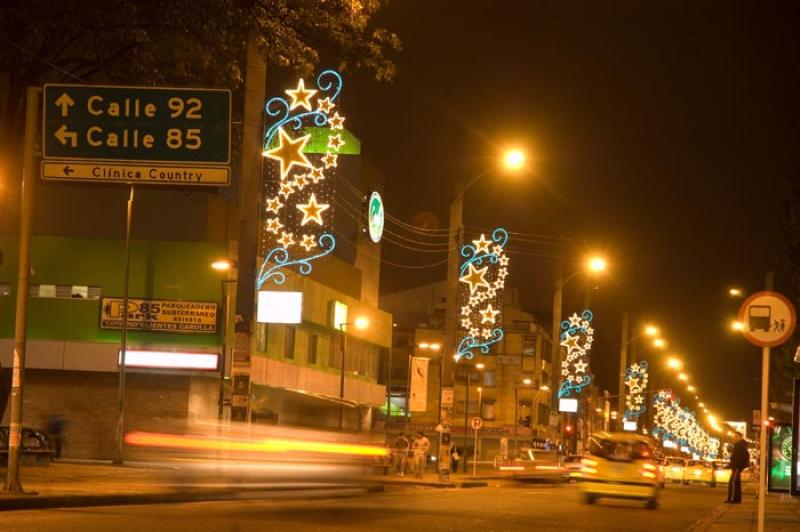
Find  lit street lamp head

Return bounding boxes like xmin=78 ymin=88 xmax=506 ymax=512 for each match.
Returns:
xmin=730 ymin=320 xmax=744 ymax=332
xmin=728 ymin=288 xmax=743 ymax=297
xmin=475 ymin=362 xmax=485 ymax=370
xmin=667 ymin=357 xmax=683 ymax=370
xmin=502 ymin=148 xmax=525 ymax=171
xmin=522 ymin=378 xmax=532 ymax=385
xmin=644 ymin=325 xmax=659 ymax=337
xmin=653 ymin=338 xmax=666 ymax=349
xmin=540 ymin=384 xmax=549 ymax=392
xmin=587 ymin=256 xmax=608 ymax=273
xmin=211 ymin=259 xmax=233 ymax=271
xmin=354 ymin=316 xmax=370 ymax=330
xmin=678 ymin=372 xmax=688 ymax=382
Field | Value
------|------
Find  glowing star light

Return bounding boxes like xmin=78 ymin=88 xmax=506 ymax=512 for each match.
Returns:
xmin=299 ymin=234 xmax=317 ymax=252
xmin=624 ymin=361 xmax=649 ymax=420
xmin=263 ymin=128 xmax=312 ymax=180
xmin=479 ymin=304 xmax=500 ymax=324
xmin=285 ymin=78 xmax=318 ymax=111
xmin=460 ymin=263 xmax=490 ymax=294
xmin=296 ymin=193 xmax=330 ymax=226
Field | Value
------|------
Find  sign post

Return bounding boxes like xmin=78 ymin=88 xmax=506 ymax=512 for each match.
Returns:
xmin=737 ymin=290 xmax=796 ymax=532
xmin=471 ymin=416 xmax=483 ymax=477
xmin=41 ymin=83 xmax=232 ymax=464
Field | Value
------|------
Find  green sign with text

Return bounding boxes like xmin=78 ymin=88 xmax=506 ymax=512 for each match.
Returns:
xmin=42 ymin=84 xmax=231 ymax=186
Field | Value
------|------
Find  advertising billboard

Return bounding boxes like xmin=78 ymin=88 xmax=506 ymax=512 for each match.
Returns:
xmin=767 ymin=424 xmax=792 ymax=492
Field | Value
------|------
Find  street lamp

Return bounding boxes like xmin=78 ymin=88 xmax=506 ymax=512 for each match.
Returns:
xmin=677 ymin=372 xmax=688 ymax=382
xmin=211 ymin=259 xmax=237 ymax=420
xmin=653 ymin=338 xmax=667 ymax=349
xmin=729 ymin=288 xmax=743 ymax=297
xmin=617 ymin=321 xmax=660 ymax=429
xmin=502 ymin=148 xmax=526 ymax=171
xmin=514 ymin=378 xmax=540 ymax=459
xmin=667 ymin=357 xmax=683 ymax=370
xmin=337 ymin=316 xmax=370 ymax=429
xmin=730 ymin=320 xmax=744 ymax=332
xmin=551 ymin=255 xmax=609 ymax=426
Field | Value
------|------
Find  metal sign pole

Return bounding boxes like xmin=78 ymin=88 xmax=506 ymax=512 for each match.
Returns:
xmin=114 ymin=185 xmax=134 ymax=465
xmin=472 ymin=427 xmax=479 ymax=476
xmin=757 ymin=345 xmax=769 ymax=532
xmin=4 ymin=87 xmax=40 ymax=493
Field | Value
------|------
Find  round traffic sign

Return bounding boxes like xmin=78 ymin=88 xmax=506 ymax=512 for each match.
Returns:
xmin=367 ymin=191 xmax=384 ymax=243
xmin=470 ymin=417 xmax=483 ymax=430
xmin=737 ymin=291 xmax=796 ymax=347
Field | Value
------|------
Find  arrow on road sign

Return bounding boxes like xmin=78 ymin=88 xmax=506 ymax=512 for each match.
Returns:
xmin=62 ymin=166 xmax=74 ymax=176
xmin=54 ymin=124 xmax=77 ymax=147
xmin=55 ymin=93 xmax=75 ymax=116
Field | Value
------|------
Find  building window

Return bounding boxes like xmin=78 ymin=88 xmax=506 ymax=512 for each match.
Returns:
xmin=307 ymin=334 xmax=318 ymax=365
xmin=284 ymin=326 xmax=295 ymax=360
xmin=482 ymin=401 xmax=496 ymax=420
xmin=482 ymin=371 xmax=496 ymax=387
xmin=328 ymin=334 xmax=342 ymax=369
xmin=28 ymin=284 xmax=101 ymax=299
xmin=0 ymin=283 xmax=10 ymax=296
xmin=538 ymin=404 xmax=549 ymax=426
xmin=522 ymin=336 xmax=536 ymax=356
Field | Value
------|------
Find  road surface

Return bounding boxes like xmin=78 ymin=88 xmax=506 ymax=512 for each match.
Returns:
xmin=4 ymin=481 xmax=726 ymax=531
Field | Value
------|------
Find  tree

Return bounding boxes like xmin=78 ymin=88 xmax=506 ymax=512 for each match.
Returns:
xmin=0 ymin=0 xmax=400 ymax=183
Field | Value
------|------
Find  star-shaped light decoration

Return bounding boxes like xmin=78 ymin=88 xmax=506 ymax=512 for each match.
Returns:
xmin=277 ymin=232 xmax=295 ymax=248
xmin=321 ymin=152 xmax=338 ymax=168
xmin=266 ymin=217 xmax=284 ymax=234
xmin=317 ymin=96 xmax=335 ymax=114
xmin=279 ymin=181 xmax=295 ymax=198
xmin=328 ymin=112 xmax=345 ymax=129
xmin=293 ymin=174 xmax=309 ymax=190
xmin=479 ymin=304 xmax=500 ymax=324
xmin=266 ymin=197 xmax=283 ymax=214
xmin=461 ymin=318 xmax=472 ymax=329
xmin=481 ymin=328 xmax=492 ymax=339
xmin=299 ymin=234 xmax=317 ymax=252
xmin=263 ymin=128 xmax=312 ymax=180
xmin=285 ymin=78 xmax=318 ymax=111
xmin=574 ymin=360 xmax=588 ymax=373
xmin=296 ymin=193 xmax=330 ymax=226
xmin=459 ymin=263 xmax=490 ymax=294
xmin=309 ymin=167 xmax=325 ymax=183
xmin=328 ymin=134 xmax=345 ymax=151
xmin=472 ymin=234 xmax=492 ymax=253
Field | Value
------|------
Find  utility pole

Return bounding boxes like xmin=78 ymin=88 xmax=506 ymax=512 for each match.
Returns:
xmin=617 ymin=312 xmax=629 ymax=431
xmin=757 ymin=272 xmax=775 ymax=532
xmin=550 ymin=265 xmax=563 ymax=437
xmin=229 ymin=32 xmax=266 ymax=423
xmin=4 ymin=87 xmax=39 ymax=493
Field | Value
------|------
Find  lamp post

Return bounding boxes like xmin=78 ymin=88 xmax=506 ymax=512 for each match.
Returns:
xmin=514 ymin=378 xmax=533 ymax=459
xmin=337 ymin=316 xmax=369 ymax=429
xmin=550 ymin=256 xmax=607 ymax=440
xmin=440 ymin=148 xmax=527 ymax=480
xmin=211 ymin=259 xmax=237 ymax=421
xmin=617 ymin=319 xmax=661 ymax=430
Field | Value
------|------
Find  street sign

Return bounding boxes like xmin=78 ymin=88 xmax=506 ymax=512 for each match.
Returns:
xmin=42 ymin=84 xmax=231 ymax=185
xmin=100 ymin=297 xmax=218 ymax=333
xmin=738 ymin=291 xmax=796 ymax=347
xmin=470 ymin=417 xmax=483 ymax=430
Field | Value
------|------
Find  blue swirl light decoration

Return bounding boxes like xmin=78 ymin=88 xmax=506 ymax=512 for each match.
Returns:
xmin=455 ymin=227 xmax=509 ymax=362
xmin=263 ymin=70 xmax=343 ymax=151
xmin=257 ymin=233 xmax=336 ymax=289
xmin=558 ymin=309 xmax=594 ymax=398
xmin=624 ymin=360 xmax=649 ymax=419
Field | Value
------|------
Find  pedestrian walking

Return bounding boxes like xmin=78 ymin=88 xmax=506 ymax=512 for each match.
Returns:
xmin=392 ymin=433 xmax=410 ymax=476
xmin=726 ymin=431 xmax=749 ymax=504
xmin=412 ymin=431 xmax=430 ymax=478
xmin=450 ymin=444 xmax=462 ymax=473
xmin=46 ymin=415 xmax=67 ymax=459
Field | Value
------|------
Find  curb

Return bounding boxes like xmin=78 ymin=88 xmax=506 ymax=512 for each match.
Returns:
xmin=685 ymin=503 xmax=731 ymax=532
xmin=0 ymin=484 xmax=382 ymax=512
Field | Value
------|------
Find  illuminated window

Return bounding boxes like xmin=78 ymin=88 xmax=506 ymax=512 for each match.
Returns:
xmin=482 ymin=401 xmax=496 ymax=420
xmin=482 ymin=371 xmax=496 ymax=387
xmin=28 ymin=284 xmax=100 ymax=299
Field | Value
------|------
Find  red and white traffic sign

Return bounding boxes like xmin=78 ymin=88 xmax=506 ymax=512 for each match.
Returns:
xmin=737 ymin=291 xmax=796 ymax=347
xmin=470 ymin=417 xmax=483 ymax=430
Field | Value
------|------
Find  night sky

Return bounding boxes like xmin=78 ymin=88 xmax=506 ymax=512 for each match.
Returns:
xmin=335 ymin=1 xmax=800 ymax=424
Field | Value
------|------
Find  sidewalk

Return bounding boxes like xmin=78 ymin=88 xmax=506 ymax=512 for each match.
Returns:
xmin=694 ymin=487 xmax=800 ymax=531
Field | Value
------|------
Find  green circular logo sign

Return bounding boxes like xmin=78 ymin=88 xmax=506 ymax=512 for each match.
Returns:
xmin=367 ymin=191 xmax=384 ymax=243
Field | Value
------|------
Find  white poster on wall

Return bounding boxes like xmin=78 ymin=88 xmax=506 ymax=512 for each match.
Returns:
xmin=409 ymin=357 xmax=429 ymax=412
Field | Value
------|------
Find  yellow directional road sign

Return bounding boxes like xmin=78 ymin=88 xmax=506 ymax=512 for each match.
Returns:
xmin=41 ymin=161 xmax=229 ymax=186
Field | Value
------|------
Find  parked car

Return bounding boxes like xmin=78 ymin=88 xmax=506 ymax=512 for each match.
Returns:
xmin=712 ymin=460 xmax=732 ymax=484
xmin=579 ymin=432 xmax=662 ymax=509
xmin=0 ymin=426 xmax=56 ymax=466
xmin=664 ymin=457 xmax=687 ymax=483
xmin=683 ymin=460 xmax=716 ymax=486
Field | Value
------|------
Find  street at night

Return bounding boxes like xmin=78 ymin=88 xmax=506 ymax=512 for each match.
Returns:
xmin=3 ymin=1 xmax=800 ymax=530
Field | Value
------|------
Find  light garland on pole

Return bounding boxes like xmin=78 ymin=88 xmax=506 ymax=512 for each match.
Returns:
xmin=558 ymin=310 xmax=594 ymax=398
xmin=653 ymin=390 xmax=718 ymax=459
xmin=455 ymin=227 xmax=510 ymax=361
xmin=257 ymin=70 xmax=345 ymax=287
xmin=624 ymin=361 xmax=649 ymax=420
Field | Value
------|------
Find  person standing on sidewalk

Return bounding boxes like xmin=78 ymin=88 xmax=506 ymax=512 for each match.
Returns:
xmin=726 ymin=431 xmax=749 ymax=504
xmin=392 ymin=433 xmax=410 ymax=476
xmin=412 ymin=431 xmax=430 ymax=478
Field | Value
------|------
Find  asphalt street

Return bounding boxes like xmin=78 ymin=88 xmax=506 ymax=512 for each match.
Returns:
xmin=3 ymin=481 xmax=727 ymax=531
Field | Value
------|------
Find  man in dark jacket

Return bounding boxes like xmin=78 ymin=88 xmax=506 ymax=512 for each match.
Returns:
xmin=727 ymin=431 xmax=749 ymax=503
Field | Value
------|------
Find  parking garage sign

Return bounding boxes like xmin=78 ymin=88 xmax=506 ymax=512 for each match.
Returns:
xmin=738 ymin=291 xmax=796 ymax=347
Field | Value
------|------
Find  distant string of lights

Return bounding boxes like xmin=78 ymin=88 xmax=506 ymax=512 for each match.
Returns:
xmin=653 ymin=390 xmax=719 ymax=459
